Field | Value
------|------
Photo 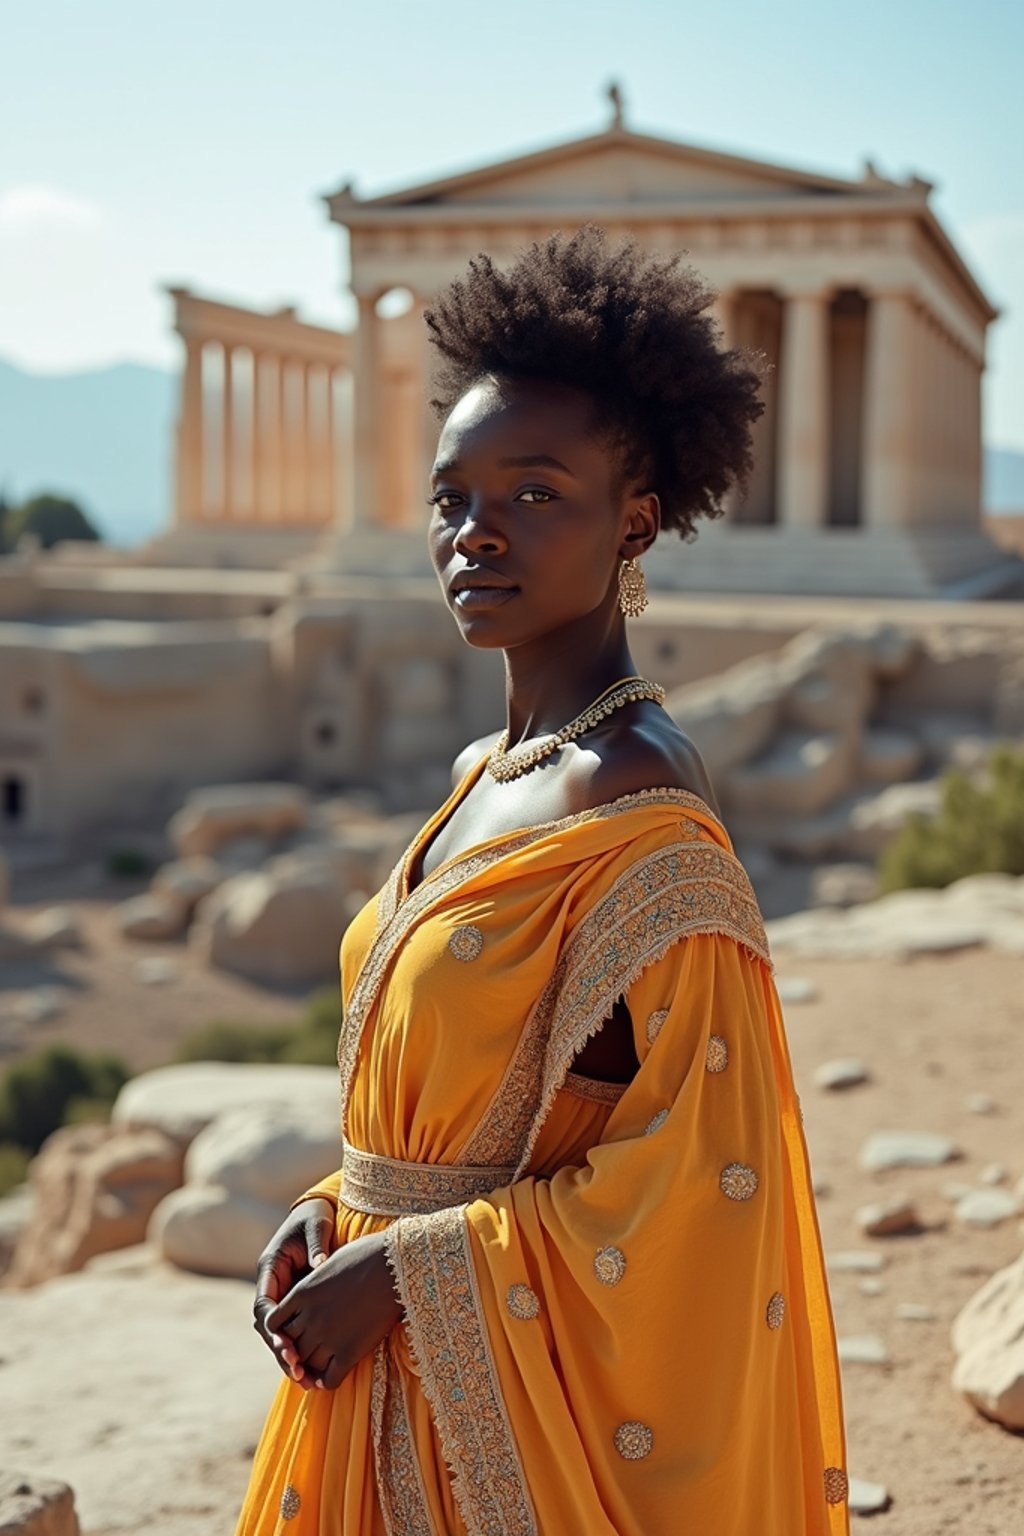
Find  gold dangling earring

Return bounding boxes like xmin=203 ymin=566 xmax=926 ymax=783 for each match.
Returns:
xmin=618 ymin=557 xmax=648 ymax=617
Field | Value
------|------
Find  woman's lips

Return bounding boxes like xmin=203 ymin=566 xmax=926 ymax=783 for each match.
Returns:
xmin=452 ymin=585 xmax=519 ymax=610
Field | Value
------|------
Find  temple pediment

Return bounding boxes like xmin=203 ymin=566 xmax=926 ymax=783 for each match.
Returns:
xmin=332 ymin=127 xmax=879 ymax=214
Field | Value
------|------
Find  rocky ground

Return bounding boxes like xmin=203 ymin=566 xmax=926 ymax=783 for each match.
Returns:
xmin=1 ymin=867 xmax=1023 ymax=1533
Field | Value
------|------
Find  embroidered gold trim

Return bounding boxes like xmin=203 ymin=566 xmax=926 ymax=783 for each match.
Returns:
xmin=340 ymin=1138 xmax=515 ymax=1217
xmin=506 ymin=1283 xmax=540 ymax=1320
xmin=561 ymin=1071 xmax=628 ymax=1105
xmin=505 ymin=840 xmax=770 ymax=1174
xmin=766 ymin=1291 xmax=786 ymax=1330
xmin=449 ymin=923 xmax=484 ymax=962
xmin=385 ymin=1206 xmax=537 ymax=1536
xmin=614 ymin=1421 xmax=653 ymax=1460
xmin=720 ymin=1162 xmax=759 ymax=1201
xmin=341 ymin=791 xmax=729 ymax=1148
xmin=280 ymin=1484 xmax=301 ymax=1520
xmin=594 ymin=1245 xmax=626 ymax=1285
xmin=824 ymin=1467 xmax=849 ymax=1505
xmin=706 ymin=1033 xmax=729 ymax=1072
xmin=646 ymin=1007 xmax=669 ymax=1044
xmin=371 ymin=1340 xmax=435 ymax=1536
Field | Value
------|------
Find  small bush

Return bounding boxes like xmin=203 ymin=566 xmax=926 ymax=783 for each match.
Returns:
xmin=879 ymin=745 xmax=1024 ymax=894
xmin=62 ymin=1095 xmax=115 ymax=1128
xmin=0 ymin=1045 xmax=129 ymax=1154
xmin=173 ymin=987 xmax=341 ymax=1069
xmin=106 ymin=846 xmax=154 ymax=878
xmin=0 ymin=1141 xmax=31 ymax=1198
xmin=174 ymin=1019 xmax=295 ymax=1065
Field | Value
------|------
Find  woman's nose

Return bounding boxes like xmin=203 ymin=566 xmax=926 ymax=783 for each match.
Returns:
xmin=453 ymin=506 xmax=508 ymax=557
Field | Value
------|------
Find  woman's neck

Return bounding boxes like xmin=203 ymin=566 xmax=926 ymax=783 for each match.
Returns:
xmin=502 ymin=612 xmax=640 ymax=747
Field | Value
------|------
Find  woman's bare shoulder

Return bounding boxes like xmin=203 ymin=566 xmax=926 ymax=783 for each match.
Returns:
xmin=450 ymin=732 xmax=502 ymax=787
xmin=578 ymin=711 xmax=721 ymax=818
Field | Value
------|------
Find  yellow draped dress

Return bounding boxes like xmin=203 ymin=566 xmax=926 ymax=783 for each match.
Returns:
xmin=235 ymin=756 xmax=849 ymax=1535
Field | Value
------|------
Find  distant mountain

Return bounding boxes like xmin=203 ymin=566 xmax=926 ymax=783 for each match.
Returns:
xmin=0 ymin=356 xmax=176 ymax=547
xmin=0 ymin=353 xmax=1022 ymax=545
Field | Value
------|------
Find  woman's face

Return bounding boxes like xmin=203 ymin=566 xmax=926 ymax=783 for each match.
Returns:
xmin=428 ymin=376 xmax=651 ymax=650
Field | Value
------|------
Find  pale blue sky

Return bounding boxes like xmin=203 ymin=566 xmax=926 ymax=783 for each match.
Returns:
xmin=2 ymin=0 xmax=1022 ymax=446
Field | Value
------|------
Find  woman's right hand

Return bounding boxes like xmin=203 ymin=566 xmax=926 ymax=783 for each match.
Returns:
xmin=253 ymin=1197 xmax=336 ymax=1388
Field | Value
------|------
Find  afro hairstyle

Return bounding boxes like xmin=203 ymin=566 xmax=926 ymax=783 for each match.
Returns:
xmin=424 ymin=226 xmax=764 ymax=540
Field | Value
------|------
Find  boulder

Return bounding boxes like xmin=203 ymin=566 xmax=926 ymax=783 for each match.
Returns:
xmin=860 ymin=726 xmax=923 ymax=784
xmin=23 ymin=905 xmax=85 ymax=951
xmin=837 ymin=1334 xmax=891 ymax=1366
xmin=169 ymin=782 xmax=310 ymax=860
xmin=150 ymin=856 xmax=223 ymax=918
xmin=843 ymin=779 xmax=943 ymax=859
xmin=0 ymin=1471 xmax=80 ymax=1535
xmin=811 ymin=862 xmax=878 ymax=908
xmin=814 ymin=1058 xmax=871 ymax=1091
xmin=848 ymin=1477 xmax=892 ymax=1515
xmin=856 ymin=1196 xmax=921 ymax=1236
xmin=111 ymin=1061 xmax=339 ymax=1146
xmin=728 ymin=731 xmax=854 ymax=818
xmin=183 ymin=1105 xmax=340 ymax=1207
xmin=148 ymin=1182 xmax=283 ymax=1279
xmin=664 ymin=657 xmax=784 ymax=777
xmin=190 ymin=861 xmax=350 ymax=984
xmin=859 ymin=1130 xmax=961 ymax=1173
xmin=114 ymin=891 xmax=187 ymax=942
xmin=0 ymin=1183 xmax=35 ymax=1278
xmin=6 ymin=1123 xmax=184 ymax=1287
xmin=952 ymin=1249 xmax=1024 ymax=1429
xmin=776 ymin=630 xmax=878 ymax=737
xmin=954 ymin=1189 xmax=1019 ymax=1228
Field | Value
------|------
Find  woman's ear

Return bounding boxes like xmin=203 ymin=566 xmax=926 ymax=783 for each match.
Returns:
xmin=620 ymin=491 xmax=660 ymax=561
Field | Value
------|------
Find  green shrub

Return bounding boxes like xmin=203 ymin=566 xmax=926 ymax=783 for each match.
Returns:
xmin=62 ymin=1095 xmax=115 ymax=1128
xmin=3 ymin=492 xmax=100 ymax=551
xmin=0 ymin=1045 xmax=129 ymax=1154
xmin=0 ymin=1141 xmax=31 ymax=1198
xmin=174 ymin=1019 xmax=296 ymax=1065
xmin=173 ymin=987 xmax=341 ymax=1069
xmin=105 ymin=846 xmax=154 ymax=878
xmin=879 ymin=746 xmax=1024 ymax=894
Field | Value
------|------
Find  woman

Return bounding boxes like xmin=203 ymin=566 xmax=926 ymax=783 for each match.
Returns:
xmin=237 ymin=228 xmax=849 ymax=1535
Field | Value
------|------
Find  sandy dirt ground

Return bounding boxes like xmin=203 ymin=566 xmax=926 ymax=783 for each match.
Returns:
xmin=1 ymin=863 xmax=1023 ymax=1534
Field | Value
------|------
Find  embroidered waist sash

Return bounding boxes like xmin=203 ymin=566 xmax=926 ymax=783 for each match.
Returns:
xmin=340 ymin=1139 xmax=517 ymax=1217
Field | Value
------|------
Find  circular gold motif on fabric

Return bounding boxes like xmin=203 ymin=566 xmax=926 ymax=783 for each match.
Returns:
xmin=644 ymin=1109 xmax=669 ymax=1135
xmin=766 ymin=1291 xmax=786 ymax=1329
xmin=824 ymin=1467 xmax=849 ymax=1505
xmin=280 ymin=1485 xmax=302 ymax=1520
xmin=614 ymin=1420 xmax=653 ymax=1460
xmin=448 ymin=924 xmax=484 ymax=962
xmin=646 ymin=1008 xmax=669 ymax=1045
xmin=705 ymin=1034 xmax=729 ymax=1072
xmin=506 ymin=1283 xmax=540 ymax=1320
xmin=720 ymin=1162 xmax=759 ymax=1201
xmin=594 ymin=1245 xmax=627 ymax=1286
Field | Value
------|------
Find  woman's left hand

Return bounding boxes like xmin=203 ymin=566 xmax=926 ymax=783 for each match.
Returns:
xmin=265 ymin=1229 xmax=402 ymax=1391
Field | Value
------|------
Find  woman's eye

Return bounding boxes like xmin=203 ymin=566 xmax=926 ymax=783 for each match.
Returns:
xmin=427 ymin=491 xmax=463 ymax=512
xmin=517 ymin=488 xmax=555 ymax=504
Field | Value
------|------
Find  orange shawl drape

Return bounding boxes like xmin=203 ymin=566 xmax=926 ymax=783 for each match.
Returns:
xmin=236 ymin=757 xmax=849 ymax=1535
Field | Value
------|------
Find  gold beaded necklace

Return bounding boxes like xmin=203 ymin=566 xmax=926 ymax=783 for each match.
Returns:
xmin=486 ymin=674 xmax=666 ymax=783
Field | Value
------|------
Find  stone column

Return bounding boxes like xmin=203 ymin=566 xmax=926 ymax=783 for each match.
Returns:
xmin=221 ymin=342 xmax=234 ymax=519
xmin=177 ymin=337 xmax=204 ymax=523
xmin=351 ymin=292 xmax=381 ymax=529
xmin=777 ymin=289 xmax=831 ymax=528
xmin=711 ymin=290 xmax=738 ymax=351
xmin=862 ymin=291 xmax=915 ymax=527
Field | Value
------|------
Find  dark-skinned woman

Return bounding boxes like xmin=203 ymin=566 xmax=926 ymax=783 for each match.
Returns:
xmin=237 ymin=227 xmax=849 ymax=1536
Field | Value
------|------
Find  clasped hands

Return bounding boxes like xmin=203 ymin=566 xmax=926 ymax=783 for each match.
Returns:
xmin=252 ymin=1198 xmax=403 ymax=1391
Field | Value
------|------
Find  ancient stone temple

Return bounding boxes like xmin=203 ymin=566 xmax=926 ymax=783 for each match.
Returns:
xmin=163 ymin=102 xmax=1008 ymax=597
